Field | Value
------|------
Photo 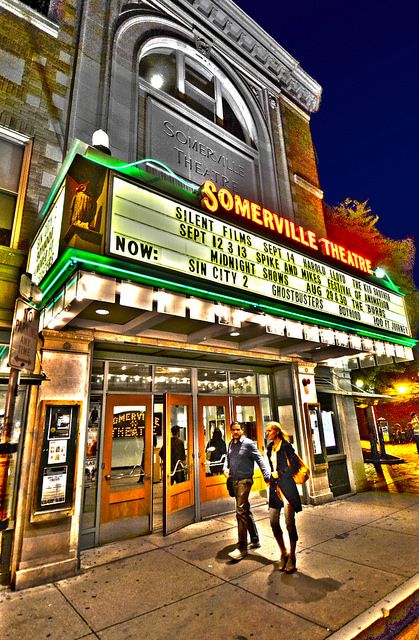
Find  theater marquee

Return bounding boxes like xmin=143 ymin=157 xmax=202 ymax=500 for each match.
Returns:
xmin=109 ymin=176 xmax=410 ymax=337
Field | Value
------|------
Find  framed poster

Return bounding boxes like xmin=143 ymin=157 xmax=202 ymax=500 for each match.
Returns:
xmin=35 ymin=403 xmax=80 ymax=514
xmin=304 ymin=403 xmax=327 ymax=467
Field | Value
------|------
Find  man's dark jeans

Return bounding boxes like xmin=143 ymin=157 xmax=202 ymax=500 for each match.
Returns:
xmin=232 ymin=478 xmax=258 ymax=550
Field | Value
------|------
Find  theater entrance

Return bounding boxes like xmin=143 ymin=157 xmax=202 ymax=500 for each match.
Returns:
xmin=199 ymin=396 xmax=231 ymax=518
xmin=198 ymin=395 xmax=266 ymax=517
xmin=162 ymin=394 xmax=195 ymax=534
xmin=99 ymin=394 xmax=153 ymax=544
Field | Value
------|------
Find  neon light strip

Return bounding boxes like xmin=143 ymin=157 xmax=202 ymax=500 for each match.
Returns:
xmin=84 ymin=150 xmax=198 ymax=198
xmin=39 ymin=249 xmax=417 ymax=348
xmin=118 ymin=158 xmax=199 ymax=191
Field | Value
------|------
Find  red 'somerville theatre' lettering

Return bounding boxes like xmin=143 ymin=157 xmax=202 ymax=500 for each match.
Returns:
xmin=200 ymin=180 xmax=373 ymax=275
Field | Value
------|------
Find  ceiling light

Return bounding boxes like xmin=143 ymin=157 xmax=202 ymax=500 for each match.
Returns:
xmin=230 ymin=331 xmax=240 ymax=337
xmin=96 ymin=309 xmax=110 ymax=315
xmin=150 ymin=73 xmax=164 ymax=89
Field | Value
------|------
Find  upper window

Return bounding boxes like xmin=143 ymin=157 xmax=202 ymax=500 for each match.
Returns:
xmin=20 ymin=1 xmax=50 ymax=16
xmin=0 ymin=128 xmax=31 ymax=248
xmin=139 ymin=39 xmax=256 ymax=147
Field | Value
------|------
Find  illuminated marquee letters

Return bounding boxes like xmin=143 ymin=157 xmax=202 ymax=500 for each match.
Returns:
xmin=200 ymin=180 xmax=373 ymax=275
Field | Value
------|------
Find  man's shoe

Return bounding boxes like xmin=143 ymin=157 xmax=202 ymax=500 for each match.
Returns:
xmin=285 ymin=555 xmax=296 ymax=574
xmin=249 ymin=540 xmax=261 ymax=549
xmin=228 ymin=548 xmax=247 ymax=561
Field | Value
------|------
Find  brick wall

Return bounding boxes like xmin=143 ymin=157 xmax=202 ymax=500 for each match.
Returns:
xmin=280 ymin=98 xmax=327 ymax=237
xmin=0 ymin=0 xmax=78 ymax=250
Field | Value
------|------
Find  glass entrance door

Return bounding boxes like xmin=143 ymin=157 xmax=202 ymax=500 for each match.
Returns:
xmin=232 ymin=397 xmax=265 ymax=492
xmin=99 ymin=394 xmax=153 ymax=544
xmin=198 ymin=396 xmax=230 ymax=518
xmin=163 ymin=394 xmax=194 ymax=535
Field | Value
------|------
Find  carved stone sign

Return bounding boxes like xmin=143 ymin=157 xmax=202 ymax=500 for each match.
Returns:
xmin=146 ymin=98 xmax=258 ymax=201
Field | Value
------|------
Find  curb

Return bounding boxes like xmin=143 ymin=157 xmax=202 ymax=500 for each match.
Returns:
xmin=326 ymin=574 xmax=419 ymax=640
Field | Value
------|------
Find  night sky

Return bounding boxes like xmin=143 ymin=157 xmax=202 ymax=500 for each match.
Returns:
xmin=234 ymin=0 xmax=419 ymax=286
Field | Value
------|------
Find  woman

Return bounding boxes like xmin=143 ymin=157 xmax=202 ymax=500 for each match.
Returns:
xmin=265 ymin=421 xmax=302 ymax=573
xmin=206 ymin=428 xmax=227 ymax=474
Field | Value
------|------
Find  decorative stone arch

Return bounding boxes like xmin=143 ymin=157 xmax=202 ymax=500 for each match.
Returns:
xmin=108 ymin=10 xmax=281 ymax=210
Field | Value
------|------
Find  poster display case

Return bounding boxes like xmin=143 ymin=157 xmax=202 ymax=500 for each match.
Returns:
xmin=34 ymin=402 xmax=80 ymax=516
xmin=304 ymin=402 xmax=327 ymax=468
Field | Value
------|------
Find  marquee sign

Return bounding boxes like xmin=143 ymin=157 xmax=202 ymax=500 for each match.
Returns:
xmin=201 ymin=180 xmax=373 ymax=275
xmin=109 ymin=177 xmax=410 ymax=337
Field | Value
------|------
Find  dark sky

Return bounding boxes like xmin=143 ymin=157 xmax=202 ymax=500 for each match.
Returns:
xmin=234 ymin=0 xmax=419 ymax=286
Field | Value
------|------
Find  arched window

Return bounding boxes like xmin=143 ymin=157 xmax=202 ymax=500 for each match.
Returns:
xmin=139 ymin=38 xmax=257 ymax=148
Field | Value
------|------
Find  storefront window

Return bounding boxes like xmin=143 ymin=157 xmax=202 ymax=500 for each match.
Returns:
xmin=260 ymin=396 xmax=273 ymax=436
xmin=90 ymin=360 xmax=104 ymax=391
xmin=81 ymin=397 xmax=101 ymax=530
xmin=108 ymin=362 xmax=152 ymax=392
xmin=229 ymin=371 xmax=257 ymax=394
xmin=197 ymin=369 xmax=228 ymax=394
xmin=277 ymin=404 xmax=297 ymax=445
xmin=258 ymin=374 xmax=270 ymax=395
xmin=234 ymin=404 xmax=257 ymax=441
xmin=154 ymin=367 xmax=191 ymax=393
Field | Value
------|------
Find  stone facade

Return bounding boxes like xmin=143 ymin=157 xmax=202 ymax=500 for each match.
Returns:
xmin=0 ymin=0 xmax=371 ymax=590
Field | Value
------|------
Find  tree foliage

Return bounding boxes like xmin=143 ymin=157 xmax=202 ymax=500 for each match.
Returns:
xmin=324 ymin=198 xmax=418 ymax=334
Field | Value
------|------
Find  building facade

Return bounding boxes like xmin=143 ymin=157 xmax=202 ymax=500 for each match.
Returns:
xmin=0 ymin=0 xmax=414 ymax=589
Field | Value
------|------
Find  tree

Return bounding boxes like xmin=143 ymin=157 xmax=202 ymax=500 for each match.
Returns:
xmin=324 ymin=198 xmax=418 ymax=408
xmin=324 ymin=198 xmax=418 ymax=334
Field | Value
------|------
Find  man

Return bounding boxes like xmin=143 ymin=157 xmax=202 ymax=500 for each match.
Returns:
xmin=411 ymin=412 xmax=419 ymax=454
xmin=159 ymin=425 xmax=186 ymax=484
xmin=224 ymin=421 xmax=270 ymax=561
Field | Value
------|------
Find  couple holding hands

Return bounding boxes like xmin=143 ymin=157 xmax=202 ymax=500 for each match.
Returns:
xmin=224 ymin=421 xmax=302 ymax=574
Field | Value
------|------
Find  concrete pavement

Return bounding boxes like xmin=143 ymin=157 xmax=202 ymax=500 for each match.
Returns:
xmin=1 ymin=486 xmax=418 ymax=640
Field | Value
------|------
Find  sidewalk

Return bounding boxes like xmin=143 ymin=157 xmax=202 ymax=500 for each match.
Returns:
xmin=1 ymin=489 xmax=418 ymax=640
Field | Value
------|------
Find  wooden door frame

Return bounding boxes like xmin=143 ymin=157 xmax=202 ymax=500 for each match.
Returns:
xmin=163 ymin=394 xmax=195 ymax=534
xmin=197 ymin=396 xmax=231 ymax=503
xmin=231 ymin=396 xmax=264 ymax=449
xmin=100 ymin=394 xmax=153 ymax=525
xmin=232 ymin=397 xmax=265 ymax=490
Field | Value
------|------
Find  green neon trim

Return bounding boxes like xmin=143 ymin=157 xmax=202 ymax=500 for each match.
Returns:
xmin=0 ymin=345 xmax=7 ymax=359
xmin=84 ymin=150 xmax=198 ymax=198
xmin=38 ymin=142 xmax=406 ymax=297
xmin=39 ymin=248 xmax=416 ymax=348
xmin=372 ymin=268 xmax=402 ymax=295
xmin=41 ymin=254 xmax=76 ymax=298
xmin=118 ymin=158 xmax=199 ymax=191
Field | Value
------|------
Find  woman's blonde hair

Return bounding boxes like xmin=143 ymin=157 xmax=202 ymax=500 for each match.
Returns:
xmin=265 ymin=421 xmax=290 ymax=442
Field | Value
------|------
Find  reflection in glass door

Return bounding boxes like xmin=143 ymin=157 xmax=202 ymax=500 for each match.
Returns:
xmin=198 ymin=396 xmax=230 ymax=518
xmin=163 ymin=394 xmax=194 ymax=535
xmin=232 ymin=397 xmax=265 ymax=493
xmin=100 ymin=395 xmax=152 ymax=544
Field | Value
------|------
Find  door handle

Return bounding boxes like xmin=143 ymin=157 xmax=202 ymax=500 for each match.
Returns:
xmin=105 ymin=474 xmax=111 ymax=480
